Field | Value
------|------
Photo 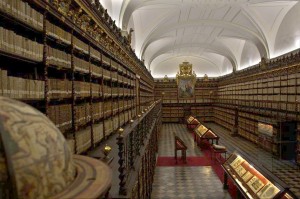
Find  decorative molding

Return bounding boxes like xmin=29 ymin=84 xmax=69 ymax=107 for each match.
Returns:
xmin=176 ymin=61 xmax=197 ymax=84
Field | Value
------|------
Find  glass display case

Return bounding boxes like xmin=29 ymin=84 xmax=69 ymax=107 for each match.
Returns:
xmin=222 ymin=151 xmax=295 ymax=199
xmin=186 ymin=116 xmax=200 ymax=130
xmin=187 ymin=116 xmax=195 ymax=123
xmin=194 ymin=124 xmax=219 ymax=146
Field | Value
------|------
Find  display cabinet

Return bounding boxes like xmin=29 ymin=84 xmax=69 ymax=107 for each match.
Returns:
xmin=194 ymin=124 xmax=219 ymax=147
xmin=257 ymin=121 xmax=297 ymax=159
xmin=222 ymin=152 xmax=295 ymax=199
xmin=186 ymin=116 xmax=200 ymax=130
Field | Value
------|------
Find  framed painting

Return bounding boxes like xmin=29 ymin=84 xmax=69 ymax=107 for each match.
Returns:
xmin=177 ymin=76 xmax=195 ymax=98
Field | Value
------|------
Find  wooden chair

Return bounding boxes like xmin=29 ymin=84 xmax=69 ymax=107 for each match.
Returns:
xmin=175 ymin=136 xmax=187 ymax=163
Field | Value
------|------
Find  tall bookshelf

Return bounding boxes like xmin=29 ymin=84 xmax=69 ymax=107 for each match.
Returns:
xmin=0 ymin=0 xmax=154 ymax=155
xmin=154 ymin=51 xmax=300 ymax=163
xmin=216 ymin=52 xmax=300 ymax=161
xmin=154 ymin=78 xmax=217 ymax=123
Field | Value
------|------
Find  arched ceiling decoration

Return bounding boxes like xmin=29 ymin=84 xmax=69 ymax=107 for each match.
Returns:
xmin=99 ymin=0 xmax=300 ymax=78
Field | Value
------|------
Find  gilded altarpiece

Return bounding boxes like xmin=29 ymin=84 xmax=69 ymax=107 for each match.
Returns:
xmin=176 ymin=62 xmax=197 ymax=98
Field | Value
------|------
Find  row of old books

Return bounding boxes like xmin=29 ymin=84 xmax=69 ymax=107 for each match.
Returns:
xmin=104 ymin=101 xmax=112 ymax=116
xmin=140 ymin=91 xmax=153 ymax=97
xmin=44 ymin=21 xmax=137 ymax=85
xmin=92 ymin=102 xmax=103 ymax=120
xmin=49 ymin=79 xmax=123 ymax=99
xmin=219 ymin=93 xmax=300 ymax=102
xmin=95 ymin=100 xmax=132 ymax=119
xmin=73 ymin=36 xmax=89 ymax=54
xmin=238 ymin=117 xmax=257 ymax=135
xmin=191 ymin=107 xmax=213 ymax=118
xmin=48 ymin=78 xmax=72 ymax=99
xmin=102 ymin=54 xmax=110 ymax=65
xmin=140 ymin=97 xmax=153 ymax=104
xmin=75 ymin=103 xmax=91 ymax=127
xmin=48 ymin=99 xmax=134 ymax=134
xmin=111 ymin=71 xmax=118 ymax=81
xmin=46 ymin=20 xmax=71 ymax=45
xmin=103 ymin=68 xmax=111 ymax=79
xmin=93 ymin=122 xmax=104 ymax=144
xmin=112 ymin=115 xmax=119 ymax=132
xmin=91 ymin=83 xmax=102 ymax=97
xmin=216 ymin=98 xmax=298 ymax=112
xmin=238 ymin=127 xmax=259 ymax=145
xmin=111 ymin=60 xmax=129 ymax=75
xmin=111 ymin=60 xmax=119 ymax=70
xmin=219 ymin=87 xmax=300 ymax=96
xmin=112 ymin=101 xmax=119 ymax=115
xmin=0 ymin=69 xmax=44 ymax=99
xmin=104 ymin=86 xmax=135 ymax=96
xmin=70 ymin=114 xmax=136 ymax=154
xmin=0 ymin=27 xmax=43 ymax=61
xmin=74 ymin=56 xmax=90 ymax=74
xmin=76 ymin=127 xmax=92 ymax=154
xmin=90 ymin=47 xmax=100 ymax=61
xmin=49 ymin=78 xmax=135 ymax=99
xmin=48 ymin=104 xmax=72 ymax=134
xmin=111 ymin=87 xmax=119 ymax=97
xmin=119 ymin=112 xmax=126 ymax=126
xmin=213 ymin=107 xmax=235 ymax=129
xmin=118 ymin=75 xmax=132 ymax=85
xmin=74 ymin=81 xmax=90 ymax=98
xmin=47 ymin=46 xmax=71 ymax=69
xmin=91 ymin=63 xmax=102 ymax=77
xmin=140 ymin=85 xmax=153 ymax=92
xmin=219 ymin=73 xmax=300 ymax=91
xmin=104 ymin=119 xmax=113 ymax=135
xmin=213 ymin=116 xmax=234 ymax=132
xmin=0 ymin=0 xmax=43 ymax=31
xmin=103 ymin=114 xmax=127 ymax=136
xmin=103 ymin=85 xmax=112 ymax=97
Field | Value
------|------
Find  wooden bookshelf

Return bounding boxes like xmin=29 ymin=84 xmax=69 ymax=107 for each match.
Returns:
xmin=154 ymin=51 xmax=300 ymax=162
xmin=155 ymin=79 xmax=217 ymax=123
xmin=0 ymin=0 xmax=154 ymax=155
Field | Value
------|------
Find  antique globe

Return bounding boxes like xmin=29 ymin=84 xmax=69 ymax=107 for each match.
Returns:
xmin=0 ymin=97 xmax=112 ymax=199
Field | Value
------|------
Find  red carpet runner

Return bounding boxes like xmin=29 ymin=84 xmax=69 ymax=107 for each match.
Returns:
xmin=156 ymin=146 xmax=239 ymax=199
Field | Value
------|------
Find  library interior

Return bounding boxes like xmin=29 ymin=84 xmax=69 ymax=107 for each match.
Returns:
xmin=1 ymin=0 xmax=300 ymax=198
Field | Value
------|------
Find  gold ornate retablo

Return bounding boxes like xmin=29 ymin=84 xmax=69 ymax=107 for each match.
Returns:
xmin=176 ymin=61 xmax=197 ymax=98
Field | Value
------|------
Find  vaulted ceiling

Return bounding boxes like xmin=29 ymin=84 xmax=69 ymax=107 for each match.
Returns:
xmin=99 ymin=0 xmax=300 ymax=78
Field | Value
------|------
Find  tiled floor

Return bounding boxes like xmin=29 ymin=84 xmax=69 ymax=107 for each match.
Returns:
xmin=152 ymin=123 xmax=300 ymax=199
xmin=152 ymin=167 xmax=231 ymax=199
xmin=152 ymin=123 xmax=231 ymax=199
xmin=158 ymin=123 xmax=203 ymax=157
xmin=206 ymin=123 xmax=300 ymax=198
